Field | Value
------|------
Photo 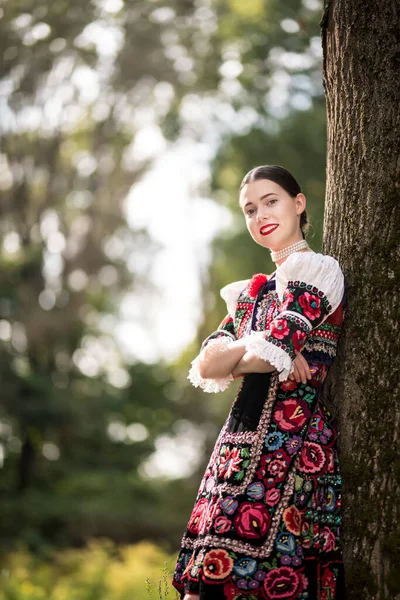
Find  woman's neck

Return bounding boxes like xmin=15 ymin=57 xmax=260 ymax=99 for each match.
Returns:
xmin=271 ymin=239 xmax=311 ymax=266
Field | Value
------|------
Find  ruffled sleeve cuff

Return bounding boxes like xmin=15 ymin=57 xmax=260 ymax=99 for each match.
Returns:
xmin=187 ymin=337 xmax=235 ymax=393
xmin=245 ymin=331 xmax=294 ymax=382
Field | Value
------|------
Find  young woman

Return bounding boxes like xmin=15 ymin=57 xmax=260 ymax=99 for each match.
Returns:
xmin=172 ymin=165 xmax=346 ymax=600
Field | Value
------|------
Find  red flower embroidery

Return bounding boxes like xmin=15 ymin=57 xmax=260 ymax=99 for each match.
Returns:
xmin=270 ymin=318 xmax=290 ymax=339
xmin=279 ymin=291 xmax=294 ymax=312
xmin=263 ymin=566 xmax=303 ymax=599
xmin=283 ymin=504 xmax=302 ymax=536
xmin=298 ymin=292 xmax=322 ymax=320
xmin=214 ymin=515 xmax=232 ymax=534
xmin=187 ymin=498 xmax=208 ymax=534
xmin=292 ymin=330 xmax=307 ymax=353
xmin=321 ymin=565 xmax=337 ymax=600
xmin=265 ymin=487 xmax=281 ymax=506
xmin=247 ymin=273 xmax=268 ymax=298
xmin=273 ymin=398 xmax=311 ymax=433
xmin=256 ymin=450 xmax=289 ymax=484
xmin=298 ymin=441 xmax=327 ymax=474
xmin=280 ymin=379 xmax=298 ymax=391
xmin=223 ymin=581 xmax=242 ymax=600
xmin=233 ymin=501 xmax=271 ymax=539
xmin=218 ymin=447 xmax=243 ymax=479
xmin=320 ymin=526 xmax=337 ymax=552
xmin=203 ymin=549 xmax=234 ymax=581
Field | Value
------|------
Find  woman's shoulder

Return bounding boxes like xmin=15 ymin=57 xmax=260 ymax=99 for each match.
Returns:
xmin=276 ymin=251 xmax=345 ymax=312
xmin=220 ymin=278 xmax=251 ymax=319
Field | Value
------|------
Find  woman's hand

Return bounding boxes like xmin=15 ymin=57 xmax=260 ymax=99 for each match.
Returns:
xmin=288 ymin=353 xmax=312 ymax=384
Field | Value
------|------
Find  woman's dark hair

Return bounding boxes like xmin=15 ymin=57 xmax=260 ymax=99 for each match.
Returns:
xmin=240 ymin=165 xmax=310 ymax=239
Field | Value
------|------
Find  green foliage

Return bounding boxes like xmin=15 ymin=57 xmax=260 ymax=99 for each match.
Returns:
xmin=0 ymin=540 xmax=179 ymax=600
xmin=0 ymin=0 xmax=326 ymax=560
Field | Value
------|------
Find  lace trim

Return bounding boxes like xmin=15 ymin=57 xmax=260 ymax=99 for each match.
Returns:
xmin=245 ymin=331 xmax=294 ymax=382
xmin=187 ymin=337 xmax=234 ymax=393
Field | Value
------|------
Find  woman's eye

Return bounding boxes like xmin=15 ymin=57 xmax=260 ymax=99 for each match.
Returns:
xmin=246 ymin=208 xmax=256 ymax=216
xmin=267 ymin=199 xmax=277 ymax=205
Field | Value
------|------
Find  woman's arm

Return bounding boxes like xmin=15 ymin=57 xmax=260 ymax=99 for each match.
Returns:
xmin=198 ymin=337 xmax=248 ymax=379
xmin=232 ymin=350 xmax=312 ymax=383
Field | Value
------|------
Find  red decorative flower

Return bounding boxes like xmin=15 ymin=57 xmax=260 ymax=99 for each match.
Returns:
xmin=214 ymin=515 xmax=232 ymax=534
xmin=273 ymin=398 xmax=311 ymax=433
xmin=265 ymin=487 xmax=281 ymax=506
xmin=321 ymin=566 xmax=337 ymax=600
xmin=283 ymin=504 xmax=302 ymax=536
xmin=233 ymin=501 xmax=271 ymax=539
xmin=218 ymin=447 xmax=243 ymax=479
xmin=247 ymin=273 xmax=268 ymax=298
xmin=188 ymin=498 xmax=208 ymax=534
xmin=223 ymin=581 xmax=243 ymax=600
xmin=292 ymin=330 xmax=307 ymax=353
xmin=279 ymin=291 xmax=294 ymax=312
xmin=298 ymin=441 xmax=326 ymax=474
xmin=263 ymin=566 xmax=303 ymax=599
xmin=320 ymin=526 xmax=337 ymax=552
xmin=271 ymin=318 xmax=290 ymax=339
xmin=298 ymin=292 xmax=322 ymax=320
xmin=203 ymin=549 xmax=234 ymax=581
xmin=280 ymin=378 xmax=298 ymax=391
xmin=256 ymin=450 xmax=289 ymax=484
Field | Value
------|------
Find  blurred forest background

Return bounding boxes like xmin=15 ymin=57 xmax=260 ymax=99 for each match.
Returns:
xmin=0 ymin=0 xmax=329 ymax=598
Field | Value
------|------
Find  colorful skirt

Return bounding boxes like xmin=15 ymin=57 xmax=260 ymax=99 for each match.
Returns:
xmin=171 ymin=370 xmax=345 ymax=599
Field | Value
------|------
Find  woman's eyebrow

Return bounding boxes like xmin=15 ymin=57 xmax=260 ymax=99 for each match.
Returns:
xmin=242 ymin=192 xmax=276 ymax=210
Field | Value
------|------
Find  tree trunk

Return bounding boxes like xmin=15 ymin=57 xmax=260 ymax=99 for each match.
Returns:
xmin=320 ymin=1 xmax=400 ymax=598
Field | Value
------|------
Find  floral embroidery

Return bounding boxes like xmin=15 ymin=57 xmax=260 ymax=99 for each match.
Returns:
xmin=233 ymin=501 xmax=271 ymax=539
xmin=273 ymin=397 xmax=311 ymax=433
xmin=283 ymin=505 xmax=302 ymax=536
xmin=247 ymin=481 xmax=265 ymax=500
xmin=298 ymin=441 xmax=327 ymax=474
xmin=264 ymin=431 xmax=285 ymax=451
xmin=233 ymin=556 xmax=258 ymax=577
xmin=220 ymin=496 xmax=239 ymax=516
xmin=320 ymin=526 xmax=337 ymax=552
xmin=217 ymin=444 xmax=251 ymax=483
xmin=263 ymin=565 xmax=303 ymax=599
xmin=188 ymin=498 xmax=209 ymax=535
xmin=298 ymin=291 xmax=322 ymax=320
xmin=270 ymin=318 xmax=290 ymax=339
xmin=214 ymin=516 xmax=232 ymax=534
xmin=203 ymin=549 xmax=234 ymax=581
xmin=265 ymin=488 xmax=281 ymax=507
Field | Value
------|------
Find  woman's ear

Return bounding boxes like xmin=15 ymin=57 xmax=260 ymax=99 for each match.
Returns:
xmin=295 ymin=193 xmax=307 ymax=214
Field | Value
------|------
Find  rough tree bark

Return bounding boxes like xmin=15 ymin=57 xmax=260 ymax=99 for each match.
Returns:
xmin=320 ymin=0 xmax=400 ymax=598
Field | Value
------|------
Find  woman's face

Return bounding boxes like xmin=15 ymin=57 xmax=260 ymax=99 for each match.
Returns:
xmin=239 ymin=178 xmax=306 ymax=252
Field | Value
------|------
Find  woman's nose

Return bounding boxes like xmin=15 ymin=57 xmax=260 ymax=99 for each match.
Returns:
xmin=256 ymin=206 xmax=268 ymax=222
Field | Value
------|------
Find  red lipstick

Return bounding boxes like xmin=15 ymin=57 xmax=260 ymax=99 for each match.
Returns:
xmin=260 ymin=224 xmax=278 ymax=236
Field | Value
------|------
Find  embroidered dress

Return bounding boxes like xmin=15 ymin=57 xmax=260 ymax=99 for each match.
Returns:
xmin=171 ymin=251 xmax=346 ymax=600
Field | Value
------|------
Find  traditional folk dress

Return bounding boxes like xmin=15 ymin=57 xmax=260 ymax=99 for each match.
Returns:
xmin=171 ymin=251 xmax=346 ymax=600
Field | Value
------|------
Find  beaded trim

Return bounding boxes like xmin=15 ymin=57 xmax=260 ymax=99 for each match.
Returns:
xmin=279 ymin=309 xmax=312 ymax=331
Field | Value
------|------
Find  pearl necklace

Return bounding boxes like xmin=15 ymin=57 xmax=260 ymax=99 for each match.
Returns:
xmin=270 ymin=239 xmax=310 ymax=262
